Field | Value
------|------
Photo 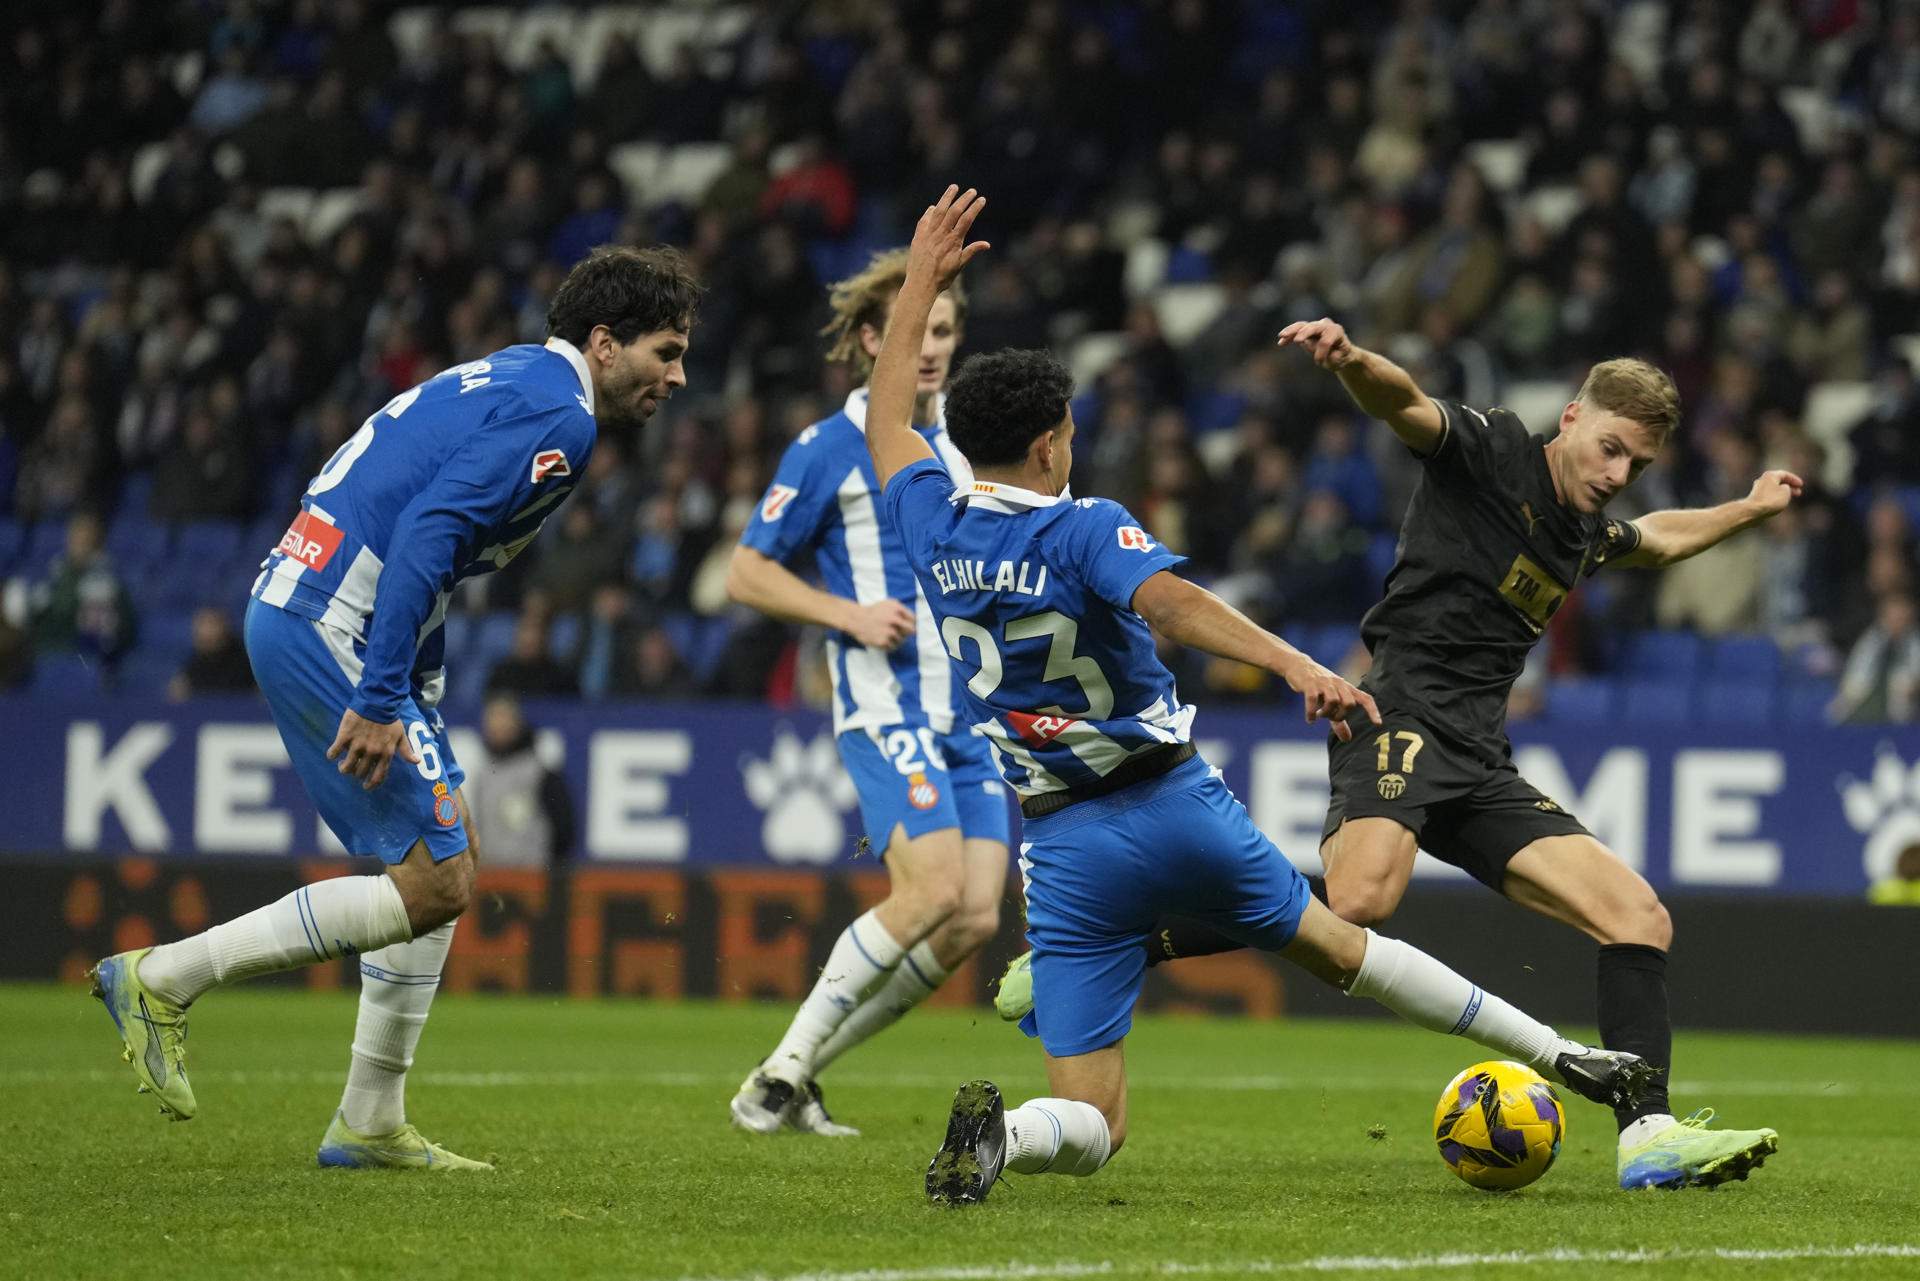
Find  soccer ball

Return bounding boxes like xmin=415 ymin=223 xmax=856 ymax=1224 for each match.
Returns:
xmin=1432 ymin=1060 xmax=1565 ymax=1191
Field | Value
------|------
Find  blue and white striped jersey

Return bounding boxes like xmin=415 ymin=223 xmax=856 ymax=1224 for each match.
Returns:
xmin=882 ymin=459 xmax=1196 ymax=797
xmin=252 ymin=339 xmax=598 ymax=722
xmin=740 ymin=389 xmax=974 ymax=735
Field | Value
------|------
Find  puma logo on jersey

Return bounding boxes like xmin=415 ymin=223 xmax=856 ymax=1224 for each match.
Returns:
xmin=761 ymin=483 xmax=799 ymax=521
xmin=575 ymin=393 xmax=590 ymax=414
xmin=1117 ymin=526 xmax=1154 ymax=550
xmin=530 ymin=449 xmax=571 ymax=483
xmin=1519 ymin=502 xmax=1541 ymax=537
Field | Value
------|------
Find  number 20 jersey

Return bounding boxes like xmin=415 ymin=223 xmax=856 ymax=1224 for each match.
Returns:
xmin=250 ymin=338 xmax=598 ymax=723
xmin=883 ymin=457 xmax=1195 ymax=798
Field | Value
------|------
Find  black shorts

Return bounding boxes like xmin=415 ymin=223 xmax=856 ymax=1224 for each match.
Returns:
xmin=1319 ymin=713 xmax=1591 ymax=891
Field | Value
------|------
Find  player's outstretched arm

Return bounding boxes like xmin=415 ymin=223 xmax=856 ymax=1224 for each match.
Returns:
xmin=1276 ymin=318 xmax=1444 ymax=454
xmin=1132 ymin=570 xmax=1380 ymax=741
xmin=1614 ymin=470 xmax=1803 ymax=568
xmin=867 ymin=184 xmax=989 ymax=490
xmin=726 ymin=545 xmax=915 ymax=649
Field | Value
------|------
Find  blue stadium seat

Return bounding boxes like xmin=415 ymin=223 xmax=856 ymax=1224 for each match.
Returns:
xmin=1780 ymin=679 xmax=1838 ymax=723
xmin=549 ymin=612 xmax=582 ymax=659
xmin=118 ymin=473 xmax=154 ymax=519
xmin=1707 ymin=634 xmax=1781 ymax=683
xmin=1546 ymin=676 xmax=1613 ymax=722
xmin=143 ymin=609 xmax=196 ymax=660
xmin=28 ymin=653 xmax=109 ymax=698
xmin=1315 ymin=624 xmax=1362 ymax=664
xmin=24 ymin=522 xmax=68 ymax=575
xmin=1622 ymin=630 xmax=1702 ymax=679
xmin=442 ymin=612 xmax=475 ymax=665
xmin=1698 ymin=680 xmax=1776 ymax=723
xmin=106 ymin=514 xmax=170 ymax=569
xmin=0 ymin=519 xmax=23 ymax=574
xmin=1185 ymin=389 xmax=1247 ymax=431
xmin=175 ymin=520 xmax=246 ymax=562
xmin=475 ymin=611 xmax=519 ymax=665
xmin=1163 ymin=244 xmax=1214 ymax=284
xmin=1621 ymin=678 xmax=1693 ymax=723
xmin=1366 ymin=533 xmax=1398 ymax=587
xmin=686 ymin=616 xmax=735 ymax=684
xmin=117 ymin=651 xmax=181 ymax=697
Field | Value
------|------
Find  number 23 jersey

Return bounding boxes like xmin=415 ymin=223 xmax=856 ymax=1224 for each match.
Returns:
xmin=884 ymin=457 xmax=1194 ymax=798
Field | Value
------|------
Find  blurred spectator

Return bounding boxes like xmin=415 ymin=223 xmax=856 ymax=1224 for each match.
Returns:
xmin=1833 ymin=593 xmax=1920 ymax=723
xmin=169 ymin=607 xmax=255 ymax=700
xmin=486 ymin=608 xmax=577 ymax=699
xmin=30 ymin=512 xmax=136 ymax=663
xmin=472 ymin=693 xmax=575 ymax=866
xmin=612 ymin=625 xmax=696 ymax=699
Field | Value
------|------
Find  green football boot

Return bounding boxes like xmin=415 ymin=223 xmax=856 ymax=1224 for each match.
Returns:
xmin=994 ymin=951 xmax=1034 ymax=1022
xmin=1618 ymin=1108 xmax=1779 ymax=1189
xmin=317 ymin=1111 xmax=494 ymax=1171
xmin=88 ymin=949 xmax=196 ymax=1121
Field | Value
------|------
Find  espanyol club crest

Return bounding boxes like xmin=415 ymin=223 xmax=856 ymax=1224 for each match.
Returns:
xmin=907 ymin=771 xmax=941 ymax=810
xmin=432 ymin=781 xmax=459 ymax=827
xmin=530 ymin=449 xmax=571 ymax=483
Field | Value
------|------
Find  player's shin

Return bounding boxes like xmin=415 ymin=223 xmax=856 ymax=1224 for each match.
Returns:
xmin=812 ymin=940 xmax=948 ymax=1072
xmin=1343 ymin=929 xmax=1564 ymax=1069
xmin=137 ymin=875 xmax=414 ymax=1006
xmin=763 ymin=909 xmax=906 ymax=1080
xmin=340 ymin=921 xmax=455 ymax=1135
xmin=1003 ymin=1098 xmax=1111 ymax=1176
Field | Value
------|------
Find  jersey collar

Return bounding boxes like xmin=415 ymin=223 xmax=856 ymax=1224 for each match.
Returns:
xmin=844 ymin=387 xmax=946 ymax=433
xmin=544 ymin=337 xmax=595 ymax=415
xmin=967 ymin=478 xmax=1067 ymax=513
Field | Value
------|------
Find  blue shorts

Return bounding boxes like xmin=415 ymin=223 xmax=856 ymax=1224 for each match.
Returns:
xmin=838 ymin=723 xmax=1011 ymax=848
xmin=244 ymin=599 xmax=469 ymax=864
xmin=1017 ymin=755 xmax=1311 ymax=1058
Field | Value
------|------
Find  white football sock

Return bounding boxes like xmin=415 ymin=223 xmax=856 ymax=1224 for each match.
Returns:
xmin=1619 ymin=1113 xmax=1678 ymax=1148
xmin=138 ymin=875 xmax=413 ymax=1006
xmin=1003 ymin=1098 xmax=1111 ymax=1176
xmin=763 ymin=911 xmax=906 ymax=1082
xmin=812 ymin=940 xmax=949 ymax=1072
xmin=1345 ymin=930 xmax=1562 ymax=1072
xmin=340 ymin=921 xmax=456 ymax=1135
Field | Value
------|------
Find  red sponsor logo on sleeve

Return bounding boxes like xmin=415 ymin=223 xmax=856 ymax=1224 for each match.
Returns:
xmin=1005 ymin=711 xmax=1078 ymax=748
xmin=760 ymin=483 xmax=799 ymax=521
xmin=275 ymin=510 xmax=345 ymax=571
xmin=1117 ymin=526 xmax=1153 ymax=550
xmin=530 ymin=449 xmax=571 ymax=483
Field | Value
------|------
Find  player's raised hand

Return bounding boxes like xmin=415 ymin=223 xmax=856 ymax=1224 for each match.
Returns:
xmin=846 ymin=598 xmax=917 ymax=650
xmin=326 ymin=708 xmax=421 ymax=791
xmin=1747 ymin=469 xmax=1804 ymax=516
xmin=1280 ymin=654 xmax=1382 ymax=742
xmin=1276 ymin=318 xmax=1358 ymax=371
xmin=910 ymin=185 xmax=990 ymax=291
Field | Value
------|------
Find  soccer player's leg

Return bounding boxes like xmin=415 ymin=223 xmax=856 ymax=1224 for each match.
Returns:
xmin=732 ymin=724 xmax=971 ymax=1133
xmin=90 ymin=605 xmax=457 ymax=1121
xmin=1490 ymin=809 xmax=1779 ymax=1188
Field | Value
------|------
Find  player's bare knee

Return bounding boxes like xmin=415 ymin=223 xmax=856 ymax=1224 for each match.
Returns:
xmin=951 ymin=901 xmax=1000 ymax=953
xmin=1620 ymin=895 xmax=1672 ymax=950
xmin=1326 ymin=880 xmax=1395 ymax=929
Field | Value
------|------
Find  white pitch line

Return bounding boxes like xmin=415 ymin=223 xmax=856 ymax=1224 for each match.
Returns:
xmin=677 ymin=1244 xmax=1920 ymax=1281
xmin=2 ymin=1067 xmax=1895 ymax=1096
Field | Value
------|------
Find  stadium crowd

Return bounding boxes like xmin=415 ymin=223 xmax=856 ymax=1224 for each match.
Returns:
xmin=4 ymin=0 xmax=1920 ymax=723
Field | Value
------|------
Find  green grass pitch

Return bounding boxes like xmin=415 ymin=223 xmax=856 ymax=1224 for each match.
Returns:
xmin=4 ymin=983 xmax=1917 ymax=1280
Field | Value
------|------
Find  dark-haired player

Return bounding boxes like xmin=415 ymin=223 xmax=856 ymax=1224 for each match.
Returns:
xmin=89 ymin=246 xmax=700 ymax=1169
xmin=726 ymin=249 xmax=1011 ymax=1138
xmin=872 ymin=187 xmax=1651 ymax=1206
xmin=1003 ymin=321 xmax=1793 ymax=1190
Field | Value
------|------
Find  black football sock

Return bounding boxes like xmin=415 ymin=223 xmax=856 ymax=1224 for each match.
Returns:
xmin=1596 ymin=943 xmax=1674 ymax=1130
xmin=1143 ymin=917 xmax=1248 ymax=968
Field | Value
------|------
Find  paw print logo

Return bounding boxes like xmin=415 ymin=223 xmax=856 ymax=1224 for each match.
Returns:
xmin=741 ymin=728 xmax=859 ymax=865
xmin=1839 ymin=747 xmax=1920 ymax=883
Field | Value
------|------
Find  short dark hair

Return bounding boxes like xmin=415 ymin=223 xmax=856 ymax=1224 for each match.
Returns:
xmin=546 ymin=245 xmax=702 ymax=348
xmin=945 ymin=349 xmax=1075 ymax=467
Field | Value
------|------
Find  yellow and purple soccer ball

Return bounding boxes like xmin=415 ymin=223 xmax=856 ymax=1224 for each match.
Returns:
xmin=1432 ymin=1060 xmax=1565 ymax=1191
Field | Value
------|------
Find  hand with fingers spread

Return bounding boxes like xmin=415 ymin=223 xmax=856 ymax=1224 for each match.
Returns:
xmin=1746 ymin=469 xmax=1803 ymax=517
xmin=1275 ymin=317 xmax=1359 ymax=370
xmin=845 ymin=598 xmax=918 ymax=651
xmin=908 ymin=184 xmax=991 ymax=293
xmin=1279 ymin=652 xmax=1381 ymax=743
xmin=326 ymin=708 xmax=419 ymax=791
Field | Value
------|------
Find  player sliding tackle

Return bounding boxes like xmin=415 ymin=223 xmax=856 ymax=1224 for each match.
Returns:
xmin=87 ymin=247 xmax=701 ymax=1170
xmin=868 ymin=186 xmax=1653 ymax=1206
xmin=1005 ymin=320 xmax=1791 ymax=1190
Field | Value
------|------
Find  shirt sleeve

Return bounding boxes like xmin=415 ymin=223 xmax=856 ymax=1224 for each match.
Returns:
xmin=1063 ymin=499 xmax=1187 ymax=610
xmin=351 ymin=407 xmax=581 ymax=722
xmin=880 ymin=456 xmax=953 ymax=562
xmin=738 ymin=432 xmax=838 ymax=563
xmin=1583 ymin=516 xmax=1644 ymax=577
xmin=1419 ymin=399 xmax=1511 ymax=488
